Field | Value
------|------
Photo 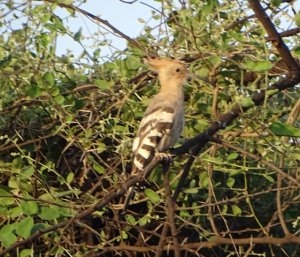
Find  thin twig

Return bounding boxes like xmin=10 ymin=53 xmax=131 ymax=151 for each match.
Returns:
xmin=99 ymin=235 xmax=300 ymax=253
xmin=154 ymin=223 xmax=169 ymax=257
xmin=277 ymin=172 xmax=290 ymax=235
xmin=163 ymin=161 xmax=180 ymax=257
xmin=43 ymin=0 xmax=141 ymax=49
xmin=207 ymin=145 xmax=220 ymax=236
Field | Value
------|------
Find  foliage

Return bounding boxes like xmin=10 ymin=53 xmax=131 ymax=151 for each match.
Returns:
xmin=0 ymin=0 xmax=299 ymax=256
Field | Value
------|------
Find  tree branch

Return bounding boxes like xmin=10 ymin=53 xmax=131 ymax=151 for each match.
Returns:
xmin=248 ymin=0 xmax=300 ymax=73
xmin=99 ymin=235 xmax=300 ymax=253
xmin=163 ymin=162 xmax=180 ymax=257
xmin=266 ymin=27 xmax=300 ymax=40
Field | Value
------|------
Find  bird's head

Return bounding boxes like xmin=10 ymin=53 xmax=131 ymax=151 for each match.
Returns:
xmin=144 ymin=57 xmax=188 ymax=86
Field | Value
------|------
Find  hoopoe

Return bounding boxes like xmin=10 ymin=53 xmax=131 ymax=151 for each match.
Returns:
xmin=124 ymin=57 xmax=188 ymax=211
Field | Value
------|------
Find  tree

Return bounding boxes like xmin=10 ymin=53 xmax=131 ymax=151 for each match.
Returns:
xmin=0 ymin=0 xmax=299 ymax=256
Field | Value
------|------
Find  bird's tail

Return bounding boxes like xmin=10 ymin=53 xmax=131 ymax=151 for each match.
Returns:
xmin=123 ymin=186 xmax=135 ymax=212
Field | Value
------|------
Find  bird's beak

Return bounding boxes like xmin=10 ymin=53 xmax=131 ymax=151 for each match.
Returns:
xmin=187 ymin=72 xmax=210 ymax=84
xmin=187 ymin=72 xmax=200 ymax=80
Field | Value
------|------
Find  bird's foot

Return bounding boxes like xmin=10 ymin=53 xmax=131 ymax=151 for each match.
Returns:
xmin=155 ymin=152 xmax=173 ymax=166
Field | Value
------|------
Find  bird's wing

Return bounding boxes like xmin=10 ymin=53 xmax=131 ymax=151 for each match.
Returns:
xmin=132 ymin=105 xmax=176 ymax=172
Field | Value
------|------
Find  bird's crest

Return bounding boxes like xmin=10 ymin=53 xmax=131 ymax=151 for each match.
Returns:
xmin=144 ymin=57 xmax=185 ymax=71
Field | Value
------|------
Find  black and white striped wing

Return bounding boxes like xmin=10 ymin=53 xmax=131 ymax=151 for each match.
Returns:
xmin=132 ymin=106 xmax=175 ymax=173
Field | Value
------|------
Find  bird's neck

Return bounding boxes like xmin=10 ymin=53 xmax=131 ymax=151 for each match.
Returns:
xmin=159 ymin=76 xmax=184 ymax=96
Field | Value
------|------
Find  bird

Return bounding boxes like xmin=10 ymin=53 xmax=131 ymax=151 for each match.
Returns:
xmin=123 ymin=56 xmax=188 ymax=211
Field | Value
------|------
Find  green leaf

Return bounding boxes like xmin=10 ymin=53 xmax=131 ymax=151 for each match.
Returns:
xmin=262 ymin=174 xmax=275 ymax=183
xmin=198 ymin=67 xmax=209 ymax=77
xmin=21 ymin=201 xmax=38 ymax=215
xmin=184 ymin=188 xmax=199 ymax=194
xmin=231 ymin=205 xmax=242 ymax=216
xmin=31 ymin=223 xmax=48 ymax=234
xmin=228 ymin=30 xmax=244 ymax=42
xmin=10 ymin=206 xmax=23 ymax=218
xmin=43 ymin=72 xmax=55 ymax=87
xmin=145 ymin=188 xmax=160 ymax=204
xmin=20 ymin=249 xmax=33 ymax=257
xmin=199 ymin=172 xmax=209 ymax=189
xmin=294 ymin=46 xmax=300 ymax=56
xmin=50 ymin=87 xmax=60 ymax=96
xmin=194 ymin=119 xmax=209 ymax=132
xmin=85 ymin=128 xmax=93 ymax=138
xmin=94 ymin=79 xmax=111 ymax=90
xmin=269 ymin=122 xmax=300 ymax=137
xmin=74 ymin=27 xmax=82 ymax=42
xmin=54 ymin=95 xmax=65 ymax=105
xmin=125 ymin=214 xmax=136 ymax=225
xmin=58 ymin=207 xmax=75 ymax=217
xmin=125 ymin=56 xmax=140 ymax=70
xmin=52 ymin=15 xmax=66 ymax=32
xmin=227 ymin=152 xmax=238 ymax=161
xmin=226 ymin=177 xmax=235 ymax=188
xmin=93 ymin=163 xmax=104 ymax=174
xmin=0 ymin=188 xmax=14 ymax=206
xmin=138 ymin=215 xmax=148 ymax=226
xmin=291 ymin=152 xmax=300 ymax=160
xmin=271 ymin=0 xmax=282 ymax=7
xmin=16 ymin=217 xmax=34 ymax=238
xmin=208 ymin=55 xmax=221 ymax=66
xmin=22 ymin=166 xmax=34 ymax=177
xmin=66 ymin=172 xmax=74 ymax=183
xmin=294 ymin=13 xmax=300 ymax=27
xmin=121 ymin=230 xmax=128 ymax=239
xmin=179 ymin=210 xmax=191 ymax=217
xmin=202 ymin=0 xmax=216 ymax=15
xmin=243 ymin=60 xmax=273 ymax=72
xmin=38 ymin=206 xmax=60 ymax=220
xmin=0 ymin=224 xmax=17 ymax=247
xmin=26 ymin=84 xmax=41 ymax=98
xmin=222 ymin=204 xmax=228 ymax=214
xmin=240 ymin=97 xmax=255 ymax=108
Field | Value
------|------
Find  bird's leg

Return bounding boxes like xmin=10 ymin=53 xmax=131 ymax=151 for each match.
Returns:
xmin=155 ymin=152 xmax=173 ymax=172
xmin=155 ymin=152 xmax=172 ymax=162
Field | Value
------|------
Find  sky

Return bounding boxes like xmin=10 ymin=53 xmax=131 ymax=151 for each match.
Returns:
xmin=55 ymin=0 xmax=162 ymax=60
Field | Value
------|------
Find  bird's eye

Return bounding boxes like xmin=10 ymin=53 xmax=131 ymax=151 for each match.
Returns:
xmin=175 ymin=68 xmax=181 ymax=72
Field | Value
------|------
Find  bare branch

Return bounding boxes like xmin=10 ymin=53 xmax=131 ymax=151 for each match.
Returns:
xmin=248 ymin=0 xmax=300 ymax=73
xmin=43 ymin=0 xmax=141 ymax=49
xmin=163 ymin=162 xmax=180 ymax=257
xmin=100 ymin=235 xmax=300 ymax=253
xmin=266 ymin=27 xmax=300 ymax=40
